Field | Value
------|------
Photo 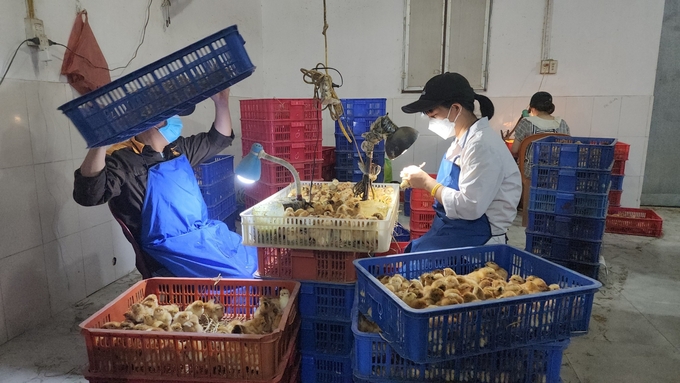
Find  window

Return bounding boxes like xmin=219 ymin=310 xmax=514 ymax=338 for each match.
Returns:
xmin=403 ymin=0 xmax=491 ymax=91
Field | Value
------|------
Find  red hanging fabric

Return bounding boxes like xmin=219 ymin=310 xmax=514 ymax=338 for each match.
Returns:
xmin=60 ymin=11 xmax=111 ymax=95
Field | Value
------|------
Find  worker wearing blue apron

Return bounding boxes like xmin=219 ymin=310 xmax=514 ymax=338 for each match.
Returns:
xmin=139 ymin=152 xmax=257 ymax=278
xmin=405 ymin=128 xmax=492 ymax=252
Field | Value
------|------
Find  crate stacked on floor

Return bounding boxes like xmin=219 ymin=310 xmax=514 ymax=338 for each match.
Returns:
xmin=335 ymin=98 xmax=386 ymax=183
xmin=608 ymin=142 xmax=629 ymax=207
xmin=194 ymin=154 xmax=238 ymax=230
xmin=240 ymin=99 xmax=324 ymax=208
xmin=524 ymin=136 xmax=616 ymax=279
xmin=409 ymin=188 xmax=436 ymax=240
xmin=321 ymin=146 xmax=335 ymax=181
xmin=351 ymin=245 xmax=601 ymax=383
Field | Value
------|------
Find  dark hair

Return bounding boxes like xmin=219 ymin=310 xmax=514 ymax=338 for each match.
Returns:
xmin=530 ymin=91 xmax=555 ymax=114
xmin=441 ymin=94 xmax=495 ymax=120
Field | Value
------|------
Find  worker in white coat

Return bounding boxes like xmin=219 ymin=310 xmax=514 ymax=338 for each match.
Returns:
xmin=400 ymin=72 xmax=522 ymax=252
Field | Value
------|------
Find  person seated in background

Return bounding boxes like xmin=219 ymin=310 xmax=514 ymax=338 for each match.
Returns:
xmin=73 ymin=88 xmax=258 ymax=278
xmin=400 ymin=72 xmax=522 ymax=252
xmin=510 ymin=91 xmax=571 ymax=175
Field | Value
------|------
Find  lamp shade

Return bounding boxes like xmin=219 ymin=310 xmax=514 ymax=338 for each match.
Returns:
xmin=235 ymin=143 xmax=263 ymax=183
xmin=385 ymin=126 xmax=419 ymax=160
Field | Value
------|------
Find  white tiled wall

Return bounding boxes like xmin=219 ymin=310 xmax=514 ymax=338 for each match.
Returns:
xmin=0 ymin=79 xmax=136 ymax=345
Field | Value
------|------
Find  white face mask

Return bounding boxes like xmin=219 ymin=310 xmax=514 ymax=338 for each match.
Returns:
xmin=428 ymin=107 xmax=460 ymax=139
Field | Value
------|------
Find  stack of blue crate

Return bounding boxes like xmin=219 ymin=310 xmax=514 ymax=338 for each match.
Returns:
xmin=193 ymin=155 xmax=238 ymax=230
xmin=335 ymin=98 xmax=386 ymax=183
xmin=300 ymin=281 xmax=356 ymax=383
xmin=525 ymin=136 xmax=616 ymax=279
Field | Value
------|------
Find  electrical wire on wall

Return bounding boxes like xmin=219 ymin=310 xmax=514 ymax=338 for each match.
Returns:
xmin=0 ymin=39 xmax=31 ymax=88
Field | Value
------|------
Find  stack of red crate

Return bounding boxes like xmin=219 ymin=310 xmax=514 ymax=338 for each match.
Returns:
xmin=322 ymin=146 xmax=336 ymax=181
xmin=239 ymin=99 xmax=324 ymax=208
xmin=609 ymin=142 xmax=629 ymax=207
xmin=409 ymin=188 xmax=436 ymax=240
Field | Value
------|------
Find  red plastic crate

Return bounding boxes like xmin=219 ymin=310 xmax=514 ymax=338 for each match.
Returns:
xmin=242 ymin=138 xmax=319 ymax=162
xmin=410 ymin=207 xmax=435 ymax=232
xmin=606 ymin=207 xmax=663 ymax=237
xmin=608 ymin=190 xmax=622 ymax=207
xmin=322 ymin=146 xmax=336 ymax=166
xmin=614 ymin=142 xmax=630 ymax=161
xmin=612 ymin=159 xmax=626 ymax=175
xmin=257 ymin=248 xmax=364 ymax=282
xmin=243 ymin=181 xmax=289 ymax=203
xmin=258 ymin=161 xmax=323 ymax=184
xmin=239 ymin=98 xmax=322 ymax=121
xmin=322 ymin=164 xmax=335 ymax=181
xmin=410 ymin=188 xmax=435 ymax=209
xmin=241 ymin=119 xmax=321 ymax=143
xmin=80 ymin=278 xmax=300 ymax=382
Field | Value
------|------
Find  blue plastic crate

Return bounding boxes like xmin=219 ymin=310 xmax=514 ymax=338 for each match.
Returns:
xmin=532 ymin=136 xmax=616 ymax=170
xmin=529 ymin=187 xmax=609 ymax=218
xmin=335 ymin=150 xmax=385 ymax=169
xmin=224 ymin=210 xmax=238 ymax=231
xmin=531 ymin=166 xmax=612 ymax=194
xmin=206 ymin=192 xmax=236 ymax=221
xmin=199 ymin=174 xmax=235 ymax=206
xmin=611 ymin=175 xmax=624 ymax=191
xmin=335 ymin=116 xmax=381 ymax=136
xmin=353 ymin=244 xmax=601 ymax=363
xmin=300 ymin=281 xmax=355 ymax=320
xmin=525 ymin=231 xmax=603 ymax=264
xmin=194 ymin=155 xmax=234 ymax=186
xmin=352 ymin=306 xmax=570 ymax=383
xmin=543 ymin=258 xmax=601 ymax=280
xmin=403 ymin=201 xmax=411 ymax=216
xmin=59 ymin=26 xmax=255 ymax=148
xmin=300 ymin=317 xmax=353 ymax=355
xmin=527 ymin=211 xmax=606 ymax=241
xmin=301 ymin=352 xmax=353 ymax=383
xmin=404 ymin=187 xmax=412 ymax=203
xmin=335 ymin=167 xmax=384 ymax=183
xmin=335 ymin=133 xmax=384 ymax=152
xmin=393 ymin=222 xmax=410 ymax=242
xmin=340 ymin=98 xmax=386 ymax=118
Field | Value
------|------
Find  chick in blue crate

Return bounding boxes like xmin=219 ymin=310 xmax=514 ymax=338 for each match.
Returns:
xmin=73 ymin=88 xmax=257 ymax=279
xmin=400 ymin=73 xmax=522 ymax=252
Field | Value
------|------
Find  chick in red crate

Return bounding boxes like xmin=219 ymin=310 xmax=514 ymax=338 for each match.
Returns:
xmin=400 ymin=73 xmax=522 ymax=252
xmin=73 ymin=88 xmax=257 ymax=279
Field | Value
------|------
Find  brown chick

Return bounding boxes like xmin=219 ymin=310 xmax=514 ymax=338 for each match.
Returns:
xmin=438 ymin=297 xmax=462 ymax=306
xmin=242 ymin=316 xmax=268 ymax=334
xmin=185 ymin=300 xmax=205 ymax=318
xmin=140 ymin=294 xmax=159 ymax=310
xmin=428 ymin=287 xmax=445 ymax=304
xmin=358 ymin=313 xmax=381 ymax=333
xmin=120 ymin=320 xmax=135 ymax=329
xmin=482 ymin=287 xmax=497 ymax=300
xmin=203 ymin=299 xmax=225 ymax=323
xmin=152 ymin=321 xmax=169 ymax=331
xmin=462 ymin=292 xmax=479 ymax=303
xmin=431 ymin=279 xmax=448 ymax=292
xmin=378 ymin=275 xmax=391 ymax=284
xmin=169 ymin=322 xmax=183 ymax=332
xmin=216 ymin=324 xmax=231 ymax=334
xmin=530 ymin=277 xmax=550 ymax=292
xmin=124 ymin=303 xmax=150 ymax=324
xmin=101 ymin=321 xmax=123 ymax=329
xmin=420 ymin=273 xmax=435 ymax=287
xmin=457 ymin=283 xmax=474 ymax=296
xmin=408 ymin=280 xmax=424 ymax=291
xmin=472 ymin=286 xmax=486 ymax=301
xmin=521 ymin=281 xmax=539 ymax=295
xmin=479 ymin=278 xmax=494 ymax=289
xmin=443 ymin=275 xmax=459 ymax=289
xmin=153 ymin=307 xmax=173 ymax=326
xmin=223 ymin=319 xmax=244 ymax=334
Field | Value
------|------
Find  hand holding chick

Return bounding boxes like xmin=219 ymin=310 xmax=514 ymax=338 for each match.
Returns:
xmin=400 ymin=165 xmax=432 ymax=190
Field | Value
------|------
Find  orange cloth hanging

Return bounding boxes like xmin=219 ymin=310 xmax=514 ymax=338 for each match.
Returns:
xmin=60 ymin=11 xmax=111 ymax=95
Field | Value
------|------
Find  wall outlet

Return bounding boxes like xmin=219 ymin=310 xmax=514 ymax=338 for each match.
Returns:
xmin=540 ymin=60 xmax=551 ymax=74
xmin=25 ymin=17 xmax=49 ymax=50
xmin=548 ymin=59 xmax=558 ymax=74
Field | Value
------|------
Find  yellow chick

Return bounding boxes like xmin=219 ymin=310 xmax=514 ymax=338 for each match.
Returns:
xmin=173 ymin=311 xmax=192 ymax=325
xmin=427 ymin=287 xmax=445 ymax=304
xmin=508 ymin=275 xmax=525 ymax=285
xmin=181 ymin=320 xmax=204 ymax=333
xmin=153 ymin=307 xmax=173 ymax=326
xmin=185 ymin=300 xmax=205 ymax=318
xmin=124 ymin=303 xmax=150 ymax=324
xmin=442 ymin=267 xmax=456 ymax=276
xmin=548 ymin=283 xmax=561 ymax=291
xmin=278 ymin=288 xmax=291 ymax=310
xmin=101 ymin=321 xmax=123 ymax=329
xmin=159 ymin=304 xmax=180 ymax=317
xmin=462 ymin=292 xmax=479 ymax=303
xmin=169 ymin=322 xmax=183 ymax=332
xmin=485 ymin=261 xmax=508 ymax=280
xmin=140 ymin=294 xmax=159 ymax=310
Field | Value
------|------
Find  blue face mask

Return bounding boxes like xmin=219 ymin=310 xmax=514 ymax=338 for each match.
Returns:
xmin=158 ymin=115 xmax=183 ymax=143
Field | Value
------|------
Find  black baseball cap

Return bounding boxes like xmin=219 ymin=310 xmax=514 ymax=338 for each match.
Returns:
xmin=402 ymin=72 xmax=475 ymax=114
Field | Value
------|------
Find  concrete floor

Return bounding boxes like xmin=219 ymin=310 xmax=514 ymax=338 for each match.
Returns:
xmin=0 ymin=208 xmax=679 ymax=383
